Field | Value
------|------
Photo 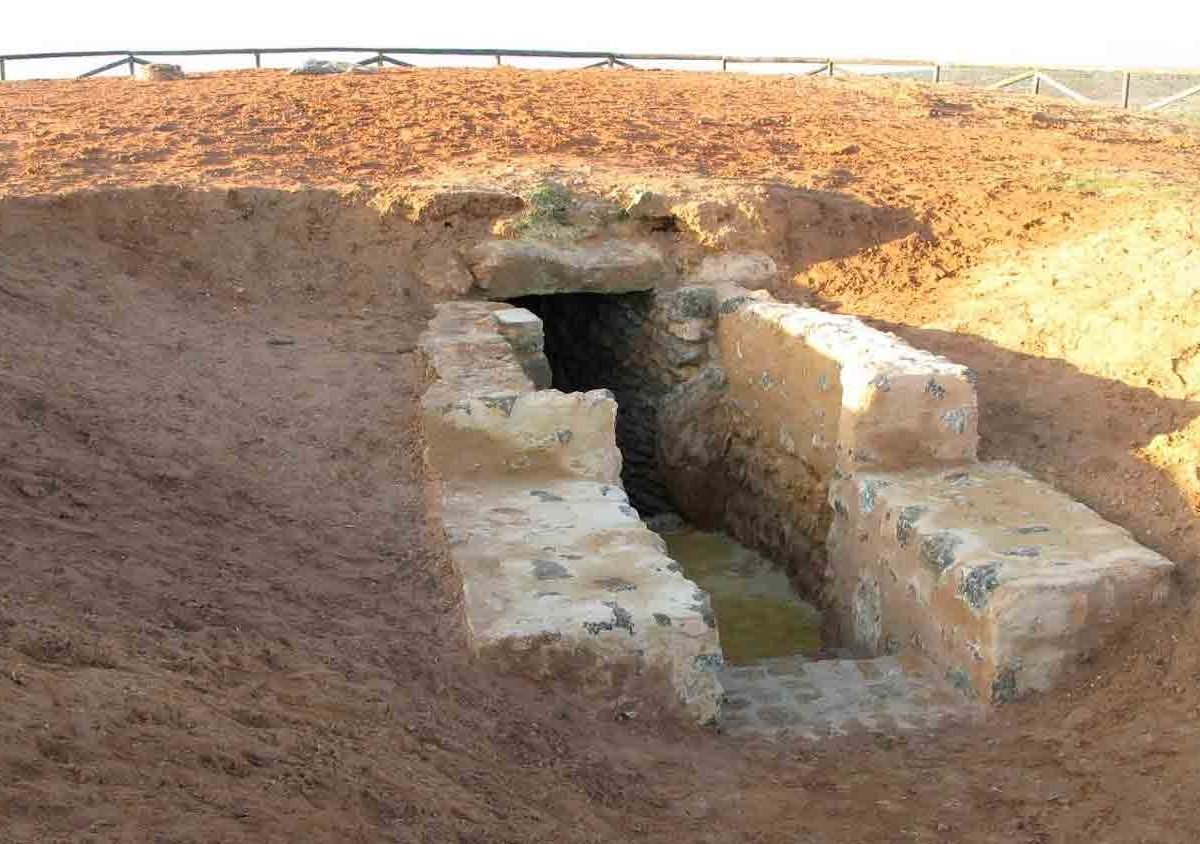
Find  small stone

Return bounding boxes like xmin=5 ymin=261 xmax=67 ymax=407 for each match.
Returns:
xmin=138 ymin=63 xmax=184 ymax=81
xmin=919 ymin=532 xmax=961 ymax=574
xmin=822 ymin=142 xmax=860 ymax=156
xmin=532 ymin=559 xmax=572 ymax=580
xmin=960 ymin=564 xmax=1000 ymax=609
xmin=290 ymin=59 xmax=375 ymax=75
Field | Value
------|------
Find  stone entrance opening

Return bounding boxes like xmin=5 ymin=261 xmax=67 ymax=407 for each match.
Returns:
xmin=510 ymin=291 xmax=689 ymax=517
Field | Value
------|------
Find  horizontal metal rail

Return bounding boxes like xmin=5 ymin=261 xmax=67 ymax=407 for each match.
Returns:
xmin=3 ymin=47 xmax=1199 ymax=74
xmin=2 ymin=46 xmax=1199 ymax=111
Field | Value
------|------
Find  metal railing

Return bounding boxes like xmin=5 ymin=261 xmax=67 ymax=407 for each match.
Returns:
xmin=1 ymin=47 xmax=1198 ymax=112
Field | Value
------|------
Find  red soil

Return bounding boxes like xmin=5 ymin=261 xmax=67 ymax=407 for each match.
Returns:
xmin=2 ymin=68 xmax=1199 ymax=843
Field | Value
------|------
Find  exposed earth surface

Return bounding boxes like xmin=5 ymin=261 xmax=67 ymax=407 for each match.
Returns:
xmin=2 ymin=67 xmax=1200 ymax=842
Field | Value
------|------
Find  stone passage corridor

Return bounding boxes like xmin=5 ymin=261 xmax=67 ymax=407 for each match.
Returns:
xmin=417 ymin=258 xmax=1174 ymax=735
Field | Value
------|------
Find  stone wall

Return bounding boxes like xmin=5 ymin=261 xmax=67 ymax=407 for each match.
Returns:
xmin=658 ymin=288 xmax=980 ymax=596
xmin=418 ymin=300 xmax=724 ymax=721
xmin=827 ymin=463 xmax=1174 ymax=701
xmin=425 ymin=277 xmax=1174 ymax=707
xmin=513 ymin=288 xmax=717 ymax=516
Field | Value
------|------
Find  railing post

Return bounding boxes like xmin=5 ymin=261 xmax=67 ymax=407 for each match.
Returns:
xmin=0 ymin=58 xmax=6 ymax=82
xmin=128 ymin=53 xmax=136 ymax=76
xmin=1121 ymin=71 xmax=1132 ymax=108
xmin=1031 ymin=71 xmax=1040 ymax=95
xmin=722 ymin=57 xmax=728 ymax=72
xmin=254 ymin=50 xmax=262 ymax=69
xmin=495 ymin=53 xmax=502 ymax=66
xmin=933 ymin=63 xmax=941 ymax=83
xmin=826 ymin=60 xmax=834 ymax=76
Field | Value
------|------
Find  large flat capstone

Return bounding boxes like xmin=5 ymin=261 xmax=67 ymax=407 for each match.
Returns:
xmin=467 ymin=239 xmax=670 ymax=298
xmin=827 ymin=461 xmax=1174 ymax=701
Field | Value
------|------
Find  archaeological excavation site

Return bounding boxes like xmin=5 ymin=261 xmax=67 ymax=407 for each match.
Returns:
xmin=2 ymin=67 xmax=1200 ymax=842
xmin=418 ymin=187 xmax=1173 ymax=734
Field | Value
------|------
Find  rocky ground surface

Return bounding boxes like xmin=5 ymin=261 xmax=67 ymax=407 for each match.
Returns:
xmin=2 ymin=68 xmax=1200 ymax=843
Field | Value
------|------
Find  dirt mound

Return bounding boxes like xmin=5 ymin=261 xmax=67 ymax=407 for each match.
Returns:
xmin=2 ymin=69 xmax=1199 ymax=842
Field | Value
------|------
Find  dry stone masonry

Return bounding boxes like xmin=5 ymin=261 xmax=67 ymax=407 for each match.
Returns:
xmin=418 ymin=239 xmax=1175 ymax=728
xmin=827 ymin=462 xmax=1173 ymax=701
xmin=419 ymin=301 xmax=723 ymax=721
xmin=659 ymin=287 xmax=978 ymax=593
xmin=513 ymin=288 xmax=717 ymax=516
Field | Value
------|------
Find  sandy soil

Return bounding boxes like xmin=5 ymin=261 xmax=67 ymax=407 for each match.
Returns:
xmin=2 ymin=68 xmax=1200 ymax=843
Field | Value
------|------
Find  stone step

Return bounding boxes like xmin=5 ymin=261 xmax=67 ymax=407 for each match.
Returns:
xmin=827 ymin=461 xmax=1175 ymax=702
xmin=718 ymin=655 xmax=978 ymax=740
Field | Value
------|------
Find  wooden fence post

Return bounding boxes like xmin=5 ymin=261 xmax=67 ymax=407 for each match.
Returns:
xmin=1031 ymin=71 xmax=1040 ymax=95
xmin=1121 ymin=72 xmax=1132 ymax=108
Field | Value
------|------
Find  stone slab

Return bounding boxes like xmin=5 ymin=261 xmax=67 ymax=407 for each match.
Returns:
xmin=827 ymin=462 xmax=1175 ymax=701
xmin=718 ymin=300 xmax=979 ymax=477
xmin=719 ymin=655 xmax=978 ymax=740
xmin=467 ymin=239 xmax=671 ymax=298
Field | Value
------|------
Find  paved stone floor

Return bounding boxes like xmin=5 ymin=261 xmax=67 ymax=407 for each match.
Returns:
xmin=718 ymin=655 xmax=980 ymax=740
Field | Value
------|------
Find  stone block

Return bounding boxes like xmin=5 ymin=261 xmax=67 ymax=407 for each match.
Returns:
xmin=467 ymin=240 xmax=670 ymax=298
xmin=827 ymin=462 xmax=1175 ymax=701
xmin=719 ymin=301 xmax=978 ymax=478
xmin=493 ymin=307 xmax=552 ymax=387
xmin=418 ymin=300 xmax=724 ymax=721
xmin=443 ymin=478 xmax=723 ymax=722
xmin=423 ymin=388 xmax=623 ymax=485
xmin=137 ymin=63 xmax=185 ymax=81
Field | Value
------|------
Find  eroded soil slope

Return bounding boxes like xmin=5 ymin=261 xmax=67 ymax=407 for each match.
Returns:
xmin=2 ymin=68 xmax=1200 ymax=843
